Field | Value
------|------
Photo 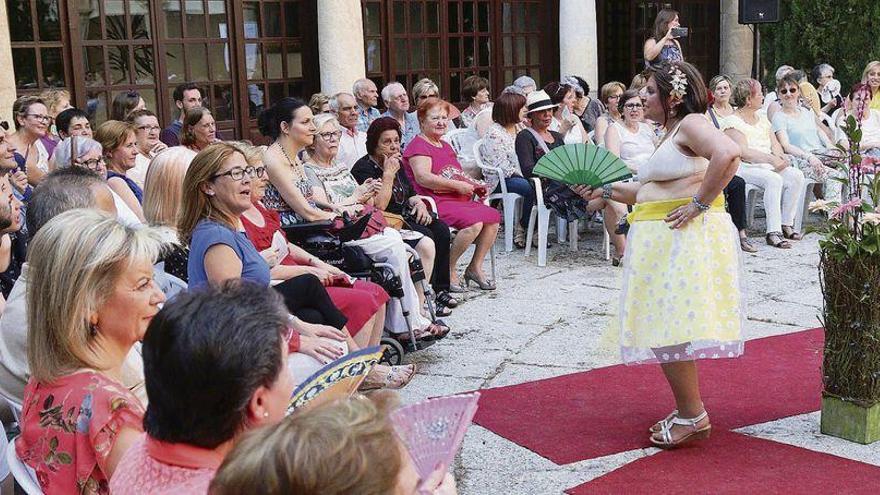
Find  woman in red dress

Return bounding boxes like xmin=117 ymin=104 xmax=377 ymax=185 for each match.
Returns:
xmin=239 ymin=148 xmax=389 ymax=349
xmin=403 ymin=99 xmax=500 ymax=290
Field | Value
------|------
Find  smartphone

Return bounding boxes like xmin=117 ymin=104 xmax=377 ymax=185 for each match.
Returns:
xmin=671 ymin=27 xmax=688 ymax=39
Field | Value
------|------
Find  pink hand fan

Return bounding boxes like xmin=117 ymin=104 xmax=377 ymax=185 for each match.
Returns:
xmin=390 ymin=392 xmax=480 ymax=480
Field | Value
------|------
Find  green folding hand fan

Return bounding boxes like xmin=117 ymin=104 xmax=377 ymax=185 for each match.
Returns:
xmin=533 ymin=143 xmax=632 ymax=187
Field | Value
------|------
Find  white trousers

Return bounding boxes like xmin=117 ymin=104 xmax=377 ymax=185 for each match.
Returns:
xmin=347 ymin=228 xmax=430 ymax=334
xmin=737 ymin=164 xmax=806 ymax=233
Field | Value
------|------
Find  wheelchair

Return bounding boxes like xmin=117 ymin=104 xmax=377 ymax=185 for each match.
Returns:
xmin=283 ymin=222 xmax=442 ymax=366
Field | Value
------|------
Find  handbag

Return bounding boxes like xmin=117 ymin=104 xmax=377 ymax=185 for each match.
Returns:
xmin=382 ymin=211 xmax=406 ymax=230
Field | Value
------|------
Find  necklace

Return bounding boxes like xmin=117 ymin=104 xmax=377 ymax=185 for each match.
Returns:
xmin=274 ymin=140 xmax=305 ymax=179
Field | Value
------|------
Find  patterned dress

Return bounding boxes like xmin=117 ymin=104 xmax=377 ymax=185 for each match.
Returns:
xmin=18 ymin=371 xmax=144 ymax=495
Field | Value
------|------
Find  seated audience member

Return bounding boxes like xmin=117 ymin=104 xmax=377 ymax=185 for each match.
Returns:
xmin=380 ymin=82 xmax=421 ymax=148
xmin=835 ymin=83 xmax=880 ymax=156
xmin=772 ymin=73 xmax=845 ymax=202
xmin=55 ymin=108 xmax=93 ymax=139
xmin=309 ymin=92 xmax=331 ymax=115
xmin=459 ymin=75 xmax=492 ymax=129
xmin=179 ymin=142 xmax=413 ymax=361
xmin=125 ymin=109 xmax=168 ymax=189
xmin=38 ymin=88 xmax=70 ymax=154
xmin=516 ymin=90 xmax=626 ymax=263
xmin=18 ymin=209 xmax=165 ymax=494
xmin=209 ymin=394 xmax=458 ymax=495
xmin=478 ymin=92 xmax=535 ymax=249
xmin=565 ymin=75 xmax=598 ymax=133
xmin=53 ymin=136 xmax=143 ymax=226
xmin=161 ymin=83 xmax=203 ymax=147
xmin=330 ymin=92 xmax=367 ymax=169
xmin=513 ymin=75 xmax=538 ymax=96
xmin=95 ymin=120 xmax=146 ymax=219
xmin=303 ymin=115 xmax=443 ymax=333
xmin=763 ymin=64 xmax=794 ymax=120
xmin=237 ymin=144 xmax=393 ymax=350
xmin=260 ymin=99 xmax=443 ymax=341
xmin=404 ymin=99 xmax=500 ymax=290
xmin=0 ymin=167 xmax=139 ymax=404
xmin=593 ymin=81 xmax=626 ymax=147
xmin=353 ymin=117 xmax=459 ymax=311
xmin=9 ymin=96 xmax=51 ymax=185
xmin=143 ymin=146 xmax=198 ymax=282
xmin=813 ymin=63 xmax=842 ymax=116
xmin=109 ymin=281 xmax=295 ymax=494
xmin=707 ymin=75 xmax=735 ymax=125
xmin=0 ymin=173 xmax=22 ymax=308
xmin=110 ymin=90 xmax=146 ymax=121
xmin=706 ymin=75 xmax=754 ymax=252
xmin=863 ymin=60 xmax=880 ymax=110
xmin=179 ymin=107 xmax=217 ymax=152
xmin=410 ymin=78 xmax=460 ymax=130
xmin=604 ymin=89 xmax=656 ymax=174
xmin=546 ymin=81 xmax=590 ymax=144
xmin=723 ymin=79 xmax=806 ymax=248
xmin=353 ymin=78 xmax=382 ymax=132
xmin=0 ymin=126 xmax=26 ymax=297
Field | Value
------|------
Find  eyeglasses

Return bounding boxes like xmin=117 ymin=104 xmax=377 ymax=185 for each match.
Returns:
xmin=137 ymin=125 xmax=161 ymax=132
xmin=417 ymin=93 xmax=438 ymax=100
xmin=76 ymin=157 xmax=106 ymax=171
xmin=26 ymin=114 xmax=51 ymax=123
xmin=624 ymin=103 xmax=644 ymax=110
xmin=317 ymin=131 xmax=342 ymax=141
xmin=391 ymin=93 xmax=409 ymax=101
xmin=211 ymin=166 xmax=265 ymax=181
xmin=779 ymin=87 xmax=799 ymax=95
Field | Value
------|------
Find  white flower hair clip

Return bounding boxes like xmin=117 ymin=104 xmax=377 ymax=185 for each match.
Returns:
xmin=669 ymin=65 xmax=688 ymax=100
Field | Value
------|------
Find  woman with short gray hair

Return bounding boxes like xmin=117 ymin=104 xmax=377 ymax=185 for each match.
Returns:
xmin=53 ymin=136 xmax=142 ymax=226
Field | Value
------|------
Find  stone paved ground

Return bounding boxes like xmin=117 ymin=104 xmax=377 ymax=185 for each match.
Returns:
xmin=396 ymin=214 xmax=880 ymax=494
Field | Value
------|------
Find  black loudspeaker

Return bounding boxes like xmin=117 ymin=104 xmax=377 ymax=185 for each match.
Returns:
xmin=738 ymin=0 xmax=780 ymax=24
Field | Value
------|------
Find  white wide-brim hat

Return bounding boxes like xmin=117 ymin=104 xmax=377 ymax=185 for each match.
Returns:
xmin=525 ymin=90 xmax=558 ymax=114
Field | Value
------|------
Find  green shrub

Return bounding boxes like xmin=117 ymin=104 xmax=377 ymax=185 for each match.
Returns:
xmin=760 ymin=0 xmax=880 ymax=89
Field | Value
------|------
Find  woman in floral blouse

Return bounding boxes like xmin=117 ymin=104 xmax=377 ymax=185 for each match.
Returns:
xmin=18 ymin=209 xmax=165 ymax=494
xmin=479 ymin=91 xmax=535 ymax=248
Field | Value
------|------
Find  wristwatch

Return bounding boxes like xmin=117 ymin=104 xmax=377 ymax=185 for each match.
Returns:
xmin=602 ymin=183 xmax=613 ymax=200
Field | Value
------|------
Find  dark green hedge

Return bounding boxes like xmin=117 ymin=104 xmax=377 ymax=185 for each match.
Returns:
xmin=760 ymin=0 xmax=880 ymax=90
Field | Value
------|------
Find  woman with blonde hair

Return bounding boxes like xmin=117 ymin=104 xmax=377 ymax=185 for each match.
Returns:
xmin=8 ymin=96 xmax=51 ymax=185
xmin=95 ymin=120 xmax=146 ymax=221
xmin=210 ymin=394 xmax=458 ymax=495
xmin=593 ymin=81 xmax=626 ymax=147
xmin=18 ymin=209 xmax=166 ymax=494
xmin=143 ymin=146 xmax=197 ymax=281
xmin=861 ymin=60 xmax=880 ymax=110
xmin=38 ymin=88 xmax=71 ymax=152
xmin=179 ymin=107 xmax=217 ymax=152
xmin=308 ymin=92 xmax=331 ymax=115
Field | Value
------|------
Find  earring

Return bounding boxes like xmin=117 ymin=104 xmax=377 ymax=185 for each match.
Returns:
xmin=89 ymin=323 xmax=98 ymax=337
xmin=263 ymin=411 xmax=269 ymax=418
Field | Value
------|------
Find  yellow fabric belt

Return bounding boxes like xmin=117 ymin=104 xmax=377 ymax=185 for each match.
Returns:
xmin=628 ymin=196 xmax=725 ymax=223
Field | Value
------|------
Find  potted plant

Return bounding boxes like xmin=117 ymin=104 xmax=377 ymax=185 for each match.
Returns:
xmin=810 ymin=85 xmax=880 ymax=444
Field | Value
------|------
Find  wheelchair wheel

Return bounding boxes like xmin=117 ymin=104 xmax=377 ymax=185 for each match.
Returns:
xmin=379 ymin=337 xmax=405 ymax=366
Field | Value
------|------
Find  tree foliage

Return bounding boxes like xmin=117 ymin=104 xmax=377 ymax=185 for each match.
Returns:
xmin=760 ymin=0 xmax=880 ymax=89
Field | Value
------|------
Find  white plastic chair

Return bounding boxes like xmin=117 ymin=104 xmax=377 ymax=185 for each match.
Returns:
xmin=744 ymin=179 xmax=818 ymax=232
xmin=6 ymin=437 xmax=42 ymax=494
xmin=0 ymin=422 xmax=9 ymax=484
xmin=472 ymin=139 xmax=523 ymax=252
xmin=524 ymin=178 xmax=609 ymax=267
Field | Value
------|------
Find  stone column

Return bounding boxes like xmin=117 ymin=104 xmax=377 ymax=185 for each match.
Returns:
xmin=720 ymin=0 xmax=754 ymax=82
xmin=0 ymin=1 xmax=16 ymax=123
xmin=559 ymin=0 xmax=599 ymax=96
xmin=317 ymin=0 xmax=367 ymax=95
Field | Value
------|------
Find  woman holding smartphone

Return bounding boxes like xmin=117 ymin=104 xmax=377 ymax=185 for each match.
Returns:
xmin=644 ymin=9 xmax=685 ymax=69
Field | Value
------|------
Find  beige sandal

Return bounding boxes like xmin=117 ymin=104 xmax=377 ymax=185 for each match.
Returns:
xmin=359 ymin=364 xmax=417 ymax=391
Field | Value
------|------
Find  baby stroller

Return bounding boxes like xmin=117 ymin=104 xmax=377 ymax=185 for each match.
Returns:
xmin=283 ymin=220 xmax=442 ymax=366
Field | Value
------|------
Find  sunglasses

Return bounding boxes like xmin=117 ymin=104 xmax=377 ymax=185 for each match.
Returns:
xmin=0 ymin=122 xmax=8 ymax=131
xmin=779 ymin=87 xmax=799 ymax=95
xmin=624 ymin=103 xmax=644 ymax=110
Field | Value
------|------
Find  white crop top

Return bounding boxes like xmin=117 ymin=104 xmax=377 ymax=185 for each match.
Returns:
xmin=638 ymin=123 xmax=708 ymax=183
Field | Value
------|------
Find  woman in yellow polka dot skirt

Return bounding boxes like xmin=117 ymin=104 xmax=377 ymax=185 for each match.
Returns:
xmin=577 ymin=61 xmax=744 ymax=449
